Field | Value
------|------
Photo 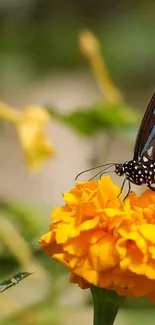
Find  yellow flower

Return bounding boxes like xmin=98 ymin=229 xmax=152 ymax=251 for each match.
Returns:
xmin=79 ymin=30 xmax=122 ymax=104
xmin=39 ymin=176 xmax=155 ymax=302
xmin=0 ymin=102 xmax=54 ymax=171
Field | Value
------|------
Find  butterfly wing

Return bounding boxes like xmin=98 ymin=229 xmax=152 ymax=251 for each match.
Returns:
xmin=133 ymin=92 xmax=155 ymax=160
xmin=140 ymin=139 xmax=155 ymax=164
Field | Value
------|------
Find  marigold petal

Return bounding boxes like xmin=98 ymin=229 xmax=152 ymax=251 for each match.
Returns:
xmin=79 ymin=216 xmax=99 ymax=231
xmin=149 ymin=246 xmax=155 ymax=259
xmin=52 ymin=253 xmax=70 ymax=268
xmin=118 ymin=229 xmax=147 ymax=255
xmin=63 ymin=192 xmax=79 ymax=205
xmin=89 ymin=236 xmax=119 ymax=271
xmin=63 ymin=235 xmax=89 ymax=257
xmin=39 ymin=231 xmax=55 ymax=246
xmin=51 ymin=206 xmax=73 ymax=224
xmin=40 ymin=176 xmax=155 ymax=301
xmin=70 ymin=273 xmax=90 ymax=289
xmin=138 ymin=224 xmax=155 ymax=243
xmin=55 ymin=225 xmax=79 ymax=244
xmin=104 ymin=208 xmax=124 ymax=218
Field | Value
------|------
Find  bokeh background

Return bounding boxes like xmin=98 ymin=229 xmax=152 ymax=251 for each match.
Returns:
xmin=1 ymin=1 xmax=155 ymax=324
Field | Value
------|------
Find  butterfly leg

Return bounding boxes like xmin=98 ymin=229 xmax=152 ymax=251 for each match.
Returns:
xmin=117 ymin=177 xmax=127 ymax=198
xmin=123 ymin=180 xmax=131 ymax=201
xmin=148 ymin=185 xmax=155 ymax=191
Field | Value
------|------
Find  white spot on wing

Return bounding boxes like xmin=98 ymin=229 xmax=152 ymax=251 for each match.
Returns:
xmin=147 ymin=146 xmax=153 ymax=157
xmin=143 ymin=156 xmax=148 ymax=162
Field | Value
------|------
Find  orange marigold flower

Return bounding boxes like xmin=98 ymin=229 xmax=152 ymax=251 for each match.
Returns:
xmin=39 ymin=176 xmax=155 ymax=302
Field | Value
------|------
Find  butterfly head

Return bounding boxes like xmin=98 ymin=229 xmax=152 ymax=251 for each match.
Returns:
xmin=115 ymin=163 xmax=125 ymax=176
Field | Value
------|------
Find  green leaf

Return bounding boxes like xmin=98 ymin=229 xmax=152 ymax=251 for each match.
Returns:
xmin=0 ymin=272 xmax=32 ymax=293
xmin=47 ymin=103 xmax=140 ymax=137
xmin=47 ymin=107 xmax=99 ymax=135
xmin=91 ymin=103 xmax=140 ymax=129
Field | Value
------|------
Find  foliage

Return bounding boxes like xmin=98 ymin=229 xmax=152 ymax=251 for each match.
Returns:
xmin=48 ymin=102 xmax=140 ymax=138
xmin=0 ymin=272 xmax=32 ymax=293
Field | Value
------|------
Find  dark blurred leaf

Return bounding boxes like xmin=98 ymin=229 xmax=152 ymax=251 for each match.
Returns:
xmin=47 ymin=107 xmax=99 ymax=135
xmin=0 ymin=201 xmax=46 ymax=243
xmin=0 ymin=256 xmax=19 ymax=276
xmin=0 ymin=272 xmax=32 ymax=293
xmin=47 ymin=103 xmax=140 ymax=137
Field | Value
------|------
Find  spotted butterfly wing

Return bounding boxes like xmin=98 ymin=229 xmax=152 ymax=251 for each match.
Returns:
xmin=75 ymin=92 xmax=155 ymax=198
xmin=134 ymin=92 xmax=155 ymax=161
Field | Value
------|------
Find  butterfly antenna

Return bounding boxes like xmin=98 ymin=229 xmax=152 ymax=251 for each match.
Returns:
xmin=75 ymin=163 xmax=116 ymax=181
xmin=99 ymin=170 xmax=115 ymax=180
xmin=89 ymin=166 xmax=115 ymax=181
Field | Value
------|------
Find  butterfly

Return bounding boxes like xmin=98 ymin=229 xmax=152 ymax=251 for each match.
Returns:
xmin=76 ymin=92 xmax=155 ymax=199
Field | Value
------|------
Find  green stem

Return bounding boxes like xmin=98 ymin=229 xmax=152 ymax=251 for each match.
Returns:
xmin=91 ymin=286 xmax=124 ymax=325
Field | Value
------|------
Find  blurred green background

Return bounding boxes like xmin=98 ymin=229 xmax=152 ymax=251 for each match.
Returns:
xmin=0 ymin=0 xmax=155 ymax=89
xmin=1 ymin=1 xmax=155 ymax=324
xmin=0 ymin=0 xmax=155 ymax=90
